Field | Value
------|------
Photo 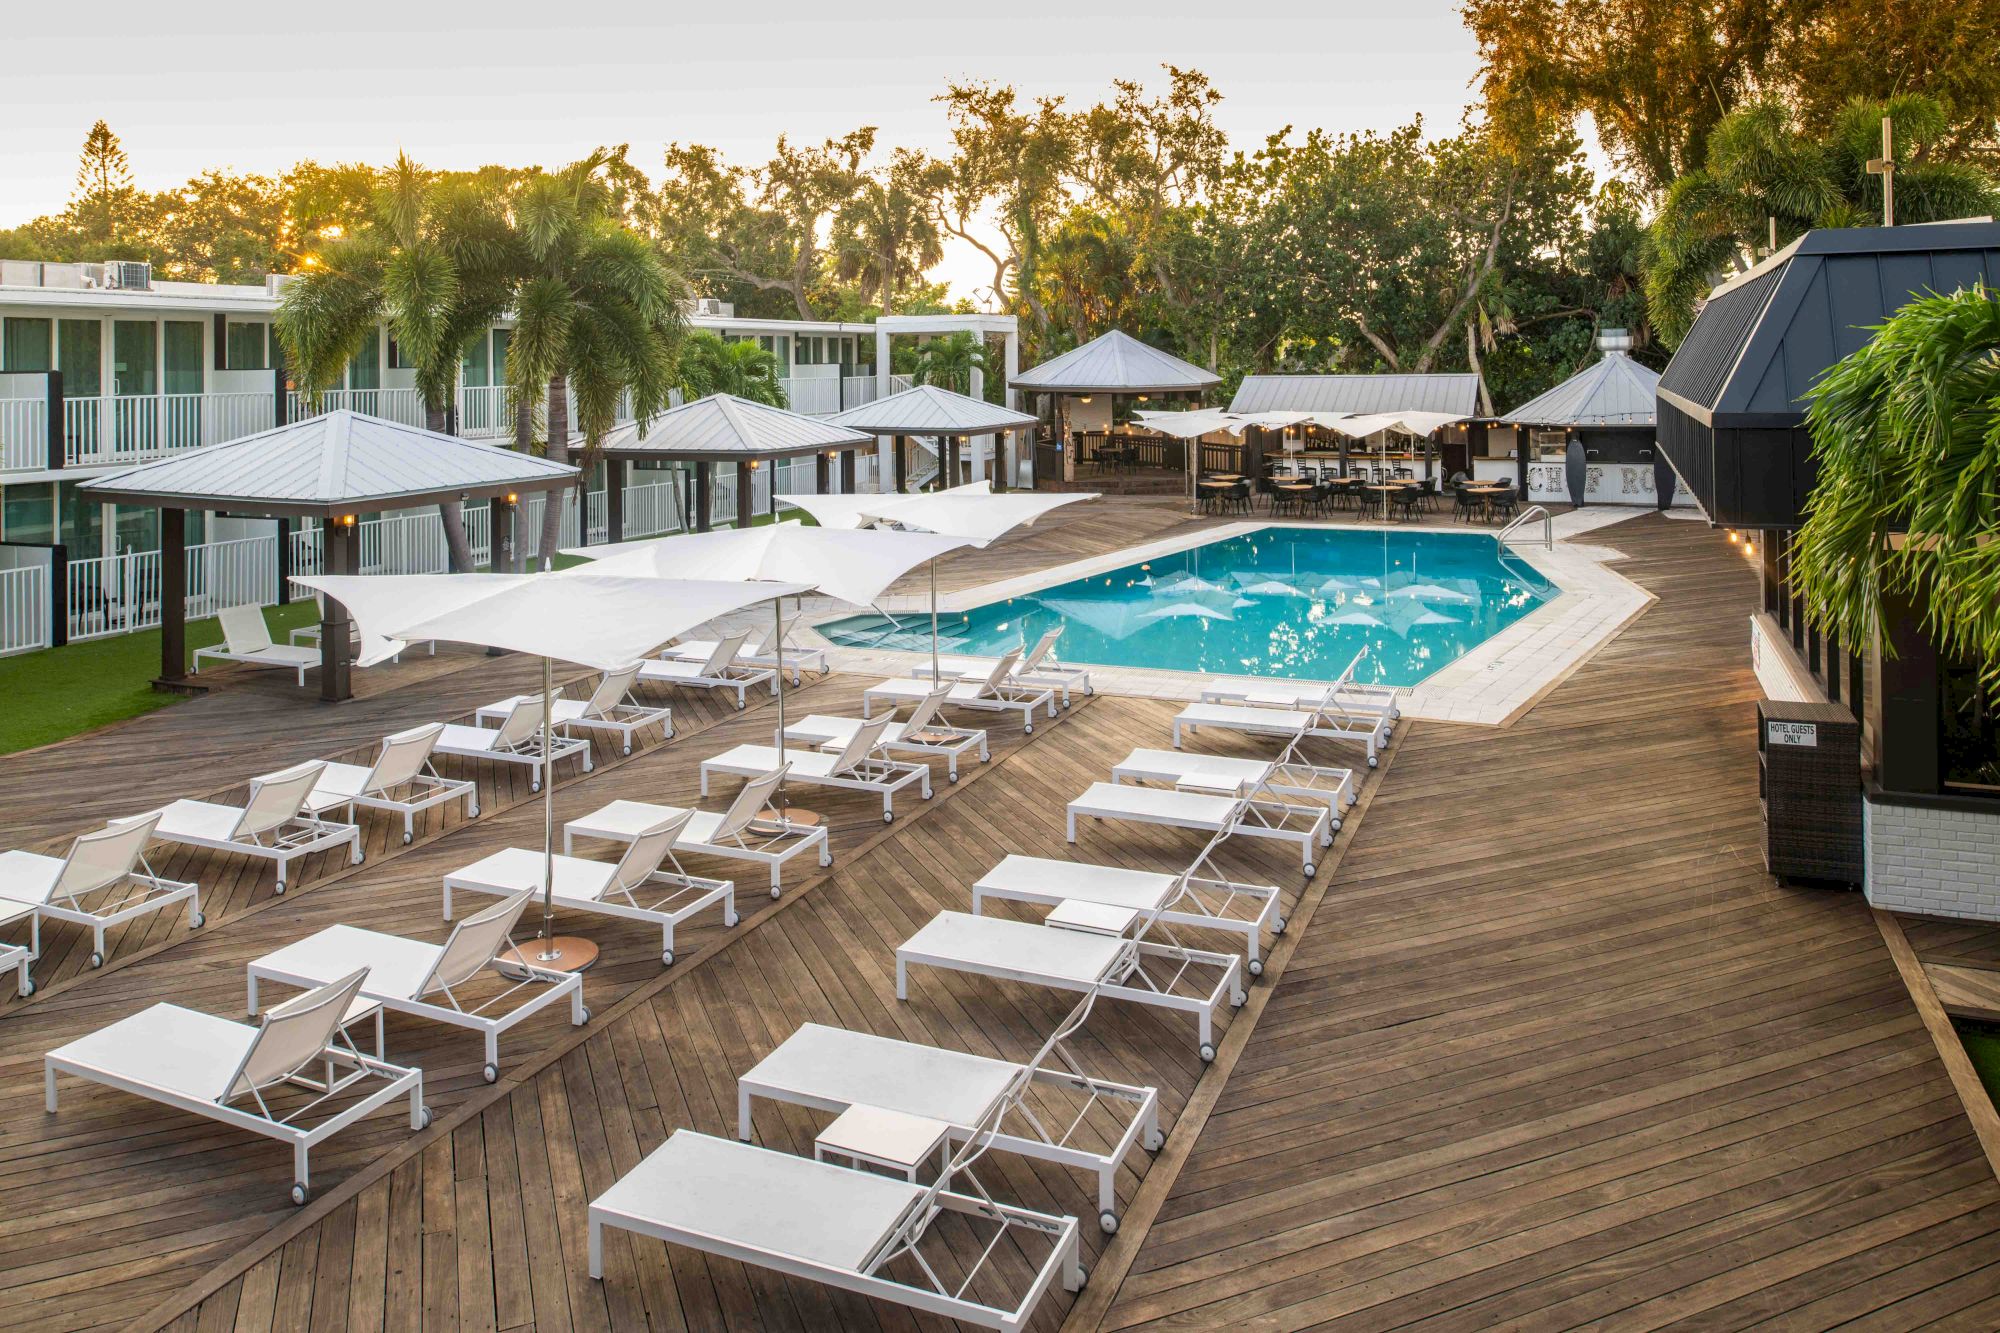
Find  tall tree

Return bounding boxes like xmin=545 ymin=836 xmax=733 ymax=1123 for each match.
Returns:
xmin=833 ymin=152 xmax=944 ymax=315
xmin=70 ymin=120 xmax=137 ymax=248
xmin=509 ymin=151 xmax=687 ymax=564
xmin=910 ymin=330 xmax=990 ymax=396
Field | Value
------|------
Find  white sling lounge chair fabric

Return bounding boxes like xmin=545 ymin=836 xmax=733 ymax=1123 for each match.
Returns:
xmin=192 ymin=605 xmax=322 ymax=685
xmin=918 ymin=626 xmax=1094 ymax=708
xmin=434 ymin=696 xmax=593 ymax=792
xmin=477 ymin=663 xmax=673 ymax=755
xmin=701 ymin=716 xmax=931 ymax=821
xmin=301 ymin=723 xmax=480 ymax=844
xmin=635 ymin=631 xmax=776 ymax=709
xmin=444 ymin=809 xmax=737 ymax=966
xmin=246 ymin=892 xmax=585 ymax=1082
xmin=739 ymin=1018 xmax=1162 ymax=1232
xmin=0 ymin=940 xmax=27 ymax=998
xmin=1200 ymin=648 xmax=1400 ymax=718
xmin=563 ymin=766 xmax=830 ymax=897
xmin=863 ymin=651 xmax=1057 ymax=734
xmin=1111 ymin=744 xmax=1356 ymax=813
xmin=665 ymin=614 xmax=827 ymax=684
xmin=45 ymin=969 xmax=427 ymax=1204
xmin=1066 ymin=778 xmax=1330 ymax=875
xmin=781 ymin=685 xmax=989 ymax=781
xmin=897 ymin=910 xmax=1245 ymax=1060
xmin=148 ymin=762 xmax=362 ymax=890
xmin=974 ymin=850 xmax=1286 ymax=976
xmin=0 ymin=812 xmax=201 ymax=972
xmin=1173 ymin=685 xmax=1393 ymax=767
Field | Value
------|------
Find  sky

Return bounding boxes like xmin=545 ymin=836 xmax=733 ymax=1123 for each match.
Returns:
xmin=1 ymin=0 xmax=1558 ymax=299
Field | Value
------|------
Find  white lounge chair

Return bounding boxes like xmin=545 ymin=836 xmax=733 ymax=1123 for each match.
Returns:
xmin=444 ymin=809 xmax=736 ymax=967
xmin=290 ymin=621 xmax=435 ymax=659
xmin=0 ymin=812 xmax=202 ymax=972
xmin=246 ymin=892 xmax=586 ymax=1083
xmin=564 ymin=766 xmax=830 ymax=898
xmin=45 ymin=969 xmax=428 ymax=1205
xmin=739 ymin=1014 xmax=1161 ymax=1233
xmin=147 ymin=762 xmax=362 ymax=890
xmin=701 ymin=716 xmax=931 ymax=822
xmin=301 ymin=723 xmax=480 ymax=844
xmin=975 ymin=851 xmax=1285 ymax=977
xmin=1200 ymin=648 xmax=1400 ymax=718
xmin=635 ymin=631 xmax=776 ymax=709
xmin=1112 ymin=744 xmax=1356 ymax=814
xmin=918 ymin=626 xmax=1094 ymax=708
xmin=478 ymin=663 xmax=673 ymax=755
xmin=0 ymin=941 xmax=28 ymax=998
xmin=1067 ymin=779 xmax=1329 ymax=876
xmin=591 ymin=1124 xmax=1082 ymax=1331
xmin=666 ymin=613 xmax=827 ymax=684
xmin=434 ymin=696 xmax=593 ymax=792
xmin=782 ymin=685 xmax=989 ymax=782
xmin=863 ymin=651 xmax=1057 ymax=735
xmin=898 ymin=910 xmax=1245 ymax=1062
xmin=1173 ymin=686 xmax=1394 ymax=768
xmin=192 ymin=605 xmax=324 ymax=686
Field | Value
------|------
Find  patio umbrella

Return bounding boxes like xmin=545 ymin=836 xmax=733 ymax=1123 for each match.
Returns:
xmin=294 ymin=571 xmax=810 ymax=972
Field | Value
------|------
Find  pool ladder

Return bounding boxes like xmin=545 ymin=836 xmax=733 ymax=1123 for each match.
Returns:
xmin=1496 ymin=505 xmax=1552 ymax=551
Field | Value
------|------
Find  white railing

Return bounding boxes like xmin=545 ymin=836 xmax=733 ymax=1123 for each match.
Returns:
xmin=184 ymin=535 xmax=280 ymax=618
xmin=842 ymin=375 xmax=880 ymax=408
xmin=0 ymin=563 xmax=49 ymax=656
xmin=1 ymin=397 xmax=46 ymax=471
xmin=777 ymin=377 xmax=843 ymax=416
xmin=459 ymin=384 xmax=512 ymax=439
xmin=66 ymin=548 xmax=163 ymax=641
xmin=622 ymin=478 xmax=684 ymax=538
xmin=288 ymin=386 xmax=427 ymax=428
xmin=888 ymin=373 xmax=914 ymax=394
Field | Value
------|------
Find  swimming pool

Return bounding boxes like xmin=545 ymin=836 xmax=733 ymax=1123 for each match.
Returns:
xmin=817 ymin=527 xmax=1560 ymax=688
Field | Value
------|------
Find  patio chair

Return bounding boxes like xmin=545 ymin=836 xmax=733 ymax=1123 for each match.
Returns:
xmin=0 ymin=940 xmax=28 ymax=998
xmin=863 ymin=651 xmax=1057 ymax=734
xmin=445 ymin=809 xmax=737 ymax=968
xmin=784 ymin=685 xmax=989 ymax=782
xmin=1202 ymin=649 xmax=1401 ymax=720
xmin=0 ymin=812 xmax=202 ymax=972
xmin=1391 ymin=484 xmax=1424 ymax=523
xmin=1452 ymin=486 xmax=1483 ymax=524
xmin=1225 ymin=479 xmax=1252 ymax=514
xmin=739 ymin=1011 xmax=1162 ymax=1233
xmin=665 ymin=614 xmax=827 ymax=684
xmin=1491 ymin=484 xmax=1520 ymax=521
xmin=147 ymin=761 xmax=362 ymax=890
xmin=1173 ymin=686 xmax=1394 ymax=768
xmin=477 ymin=662 xmax=673 ymax=755
xmin=192 ymin=605 xmax=322 ymax=686
xmin=921 ymin=626 xmax=1093 ymax=708
xmin=45 ymin=968 xmax=428 ymax=1204
xmin=434 ymin=696 xmax=593 ymax=793
xmin=290 ymin=621 xmax=434 ymax=660
xmin=564 ymin=765 xmax=830 ymax=896
xmin=246 ymin=891 xmax=586 ymax=1083
xmin=635 ymin=631 xmax=777 ymax=709
xmin=1065 ymin=778 xmax=1329 ymax=875
xmin=1111 ymin=744 xmax=1356 ymax=817
xmin=700 ymin=715 xmax=931 ymax=822
xmin=301 ymin=723 xmax=479 ymax=844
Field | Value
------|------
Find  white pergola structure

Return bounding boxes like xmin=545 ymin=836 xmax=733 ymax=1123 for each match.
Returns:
xmin=827 ymin=385 xmax=1039 ymax=493
xmin=870 ymin=314 xmax=1022 ymax=484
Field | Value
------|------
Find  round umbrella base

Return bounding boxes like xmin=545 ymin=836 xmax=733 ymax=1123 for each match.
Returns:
xmin=497 ymin=936 xmax=600 ymax=976
xmin=774 ymin=807 xmax=822 ymax=827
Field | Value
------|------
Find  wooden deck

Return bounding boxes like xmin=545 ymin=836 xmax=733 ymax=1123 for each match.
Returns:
xmin=2 ymin=503 xmax=1997 ymax=1331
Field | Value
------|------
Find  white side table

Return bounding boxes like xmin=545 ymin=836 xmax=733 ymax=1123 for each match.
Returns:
xmin=814 ymin=1104 xmax=953 ymax=1182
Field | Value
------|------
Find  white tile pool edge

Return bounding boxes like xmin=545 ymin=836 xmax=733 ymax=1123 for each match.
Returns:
xmin=798 ymin=510 xmax=1658 ymax=729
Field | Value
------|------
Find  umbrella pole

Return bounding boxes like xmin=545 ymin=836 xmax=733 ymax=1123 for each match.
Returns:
xmin=929 ymin=559 xmax=940 ymax=684
xmin=774 ymin=596 xmax=788 ymax=809
xmin=540 ymin=654 xmax=557 ymax=959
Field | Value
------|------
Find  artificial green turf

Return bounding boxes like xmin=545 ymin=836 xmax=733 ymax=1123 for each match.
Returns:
xmin=0 ymin=600 xmax=323 ymax=756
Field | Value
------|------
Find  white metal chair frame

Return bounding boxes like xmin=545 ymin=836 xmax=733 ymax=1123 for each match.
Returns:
xmin=44 ymin=970 xmax=429 ymax=1205
xmin=565 ymin=767 xmax=832 ymax=898
xmin=863 ymin=651 xmax=1058 ymax=735
xmin=1199 ymin=647 xmax=1402 ymax=719
xmin=303 ymin=723 xmax=480 ymax=845
xmin=192 ymin=605 xmax=322 ymax=686
xmin=435 ymin=696 xmax=594 ymax=792
xmin=477 ymin=663 xmax=673 ymax=756
xmin=1 ymin=812 xmax=203 ymax=973
xmin=1067 ymin=772 xmax=1331 ymax=876
xmin=667 ymin=613 xmax=827 ymax=684
xmin=701 ymin=716 xmax=933 ymax=822
xmin=1173 ymin=684 xmax=1394 ymax=768
xmin=149 ymin=762 xmax=363 ymax=891
xmin=639 ymin=631 xmax=779 ymax=709
xmin=784 ymin=686 xmax=990 ymax=782
xmin=919 ymin=627 xmax=1095 ymax=709
xmin=0 ymin=941 xmax=30 ymax=998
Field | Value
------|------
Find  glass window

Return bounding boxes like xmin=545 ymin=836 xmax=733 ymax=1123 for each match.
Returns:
xmin=775 ymin=335 xmax=791 ymax=369
xmin=113 ymin=321 xmax=157 ymax=397
xmin=59 ymin=320 xmax=101 ymax=397
xmin=163 ymin=322 xmax=203 ymax=394
xmin=462 ymin=330 xmax=491 ymax=388
xmin=1943 ymin=661 xmax=2000 ymax=795
xmin=348 ymin=328 xmax=381 ymax=391
xmin=56 ymin=480 xmax=103 ymax=555
xmin=491 ymin=328 xmax=511 ymax=383
xmin=225 ymin=321 xmax=269 ymax=370
xmin=1 ymin=481 xmax=54 ymax=544
xmin=3 ymin=317 xmax=52 ymax=373
xmin=387 ymin=335 xmax=403 ymax=369
xmin=113 ymin=504 xmax=156 ymax=554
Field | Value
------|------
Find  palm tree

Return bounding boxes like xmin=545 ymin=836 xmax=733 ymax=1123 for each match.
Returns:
xmin=1791 ymin=284 xmax=2000 ymax=687
xmin=277 ymin=155 xmax=518 ymax=571
xmin=911 ymin=329 xmax=990 ymax=396
xmin=834 ymin=162 xmax=944 ymax=316
xmin=508 ymin=151 xmax=687 ymax=565
xmin=675 ymin=331 xmax=786 ymax=406
xmin=1645 ymin=96 xmax=1997 ymax=345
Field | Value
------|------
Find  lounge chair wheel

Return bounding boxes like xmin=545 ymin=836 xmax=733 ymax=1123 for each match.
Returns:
xmin=420 ymin=1107 xmax=432 ymax=1129
xmin=661 ymin=950 xmax=674 ymax=967
xmin=1199 ymin=1043 xmax=1216 ymax=1063
xmin=949 ymin=772 xmax=959 ymax=783
xmin=1303 ymin=862 xmax=1316 ymax=877
xmin=403 ymin=832 xmax=413 ymax=845
xmin=274 ymin=882 xmax=286 ymax=895
xmin=771 ymin=886 xmax=782 ymax=899
xmin=17 ymin=979 xmax=33 ymax=997
xmin=89 ymin=952 xmax=103 ymax=969
xmin=1274 ymin=916 xmax=1288 ymax=934
xmin=1249 ymin=958 xmax=1264 ymax=977
xmin=1367 ymin=756 xmax=1378 ymax=768
xmin=1100 ymin=1211 xmax=1119 ymax=1234
xmin=531 ymin=779 xmax=542 ymax=792
xmin=191 ymin=912 xmax=205 ymax=929
xmin=883 ymin=811 xmax=894 ymax=823
xmin=579 ymin=1007 xmax=591 ymax=1023
xmin=292 ymin=1184 xmax=310 ymax=1206
xmin=735 ymin=699 xmax=746 ymax=711
xmin=1144 ymin=1129 xmax=1164 ymax=1151
xmin=483 ymin=1063 xmax=499 ymax=1084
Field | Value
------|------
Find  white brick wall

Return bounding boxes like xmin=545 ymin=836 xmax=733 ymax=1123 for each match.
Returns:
xmin=1865 ymin=797 xmax=2000 ymax=919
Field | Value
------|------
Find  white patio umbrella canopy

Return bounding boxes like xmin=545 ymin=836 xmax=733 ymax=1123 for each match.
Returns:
xmin=772 ymin=478 xmax=992 ymax=531
xmin=294 ymin=571 xmax=811 ymax=969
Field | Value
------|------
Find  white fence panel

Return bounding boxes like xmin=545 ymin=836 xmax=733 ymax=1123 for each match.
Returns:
xmin=67 ymin=550 xmax=163 ymax=641
xmin=0 ymin=563 xmax=49 ymax=656
xmin=1 ymin=398 xmax=48 ymax=471
xmin=185 ymin=536 xmax=278 ymax=619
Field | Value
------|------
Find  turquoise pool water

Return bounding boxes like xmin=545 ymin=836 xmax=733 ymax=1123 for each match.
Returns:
xmin=818 ymin=527 xmax=1560 ymax=687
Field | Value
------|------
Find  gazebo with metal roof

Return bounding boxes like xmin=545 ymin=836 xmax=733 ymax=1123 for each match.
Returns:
xmin=596 ymin=394 xmax=874 ymax=535
xmin=826 ymin=384 xmax=1039 ymax=492
xmin=79 ymin=410 xmax=579 ymax=700
xmin=1009 ymin=329 xmax=1220 ymax=483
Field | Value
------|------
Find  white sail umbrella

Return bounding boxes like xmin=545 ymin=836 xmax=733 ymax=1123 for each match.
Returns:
xmin=294 ymin=571 xmax=810 ymax=973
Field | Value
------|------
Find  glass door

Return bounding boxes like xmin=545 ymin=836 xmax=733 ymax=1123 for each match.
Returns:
xmin=58 ymin=319 xmax=102 ymax=462
xmin=164 ymin=321 xmax=203 ymax=449
xmin=112 ymin=320 xmax=157 ymax=458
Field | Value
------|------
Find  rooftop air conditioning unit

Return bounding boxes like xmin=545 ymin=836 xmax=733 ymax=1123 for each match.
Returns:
xmin=265 ymin=273 xmax=297 ymax=296
xmin=102 ymin=261 xmax=152 ymax=291
xmin=693 ymin=298 xmax=725 ymax=317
